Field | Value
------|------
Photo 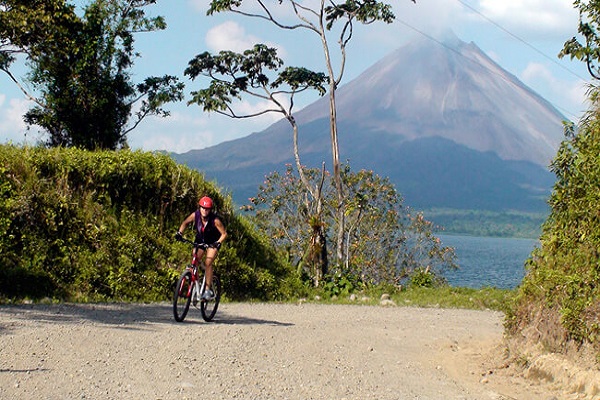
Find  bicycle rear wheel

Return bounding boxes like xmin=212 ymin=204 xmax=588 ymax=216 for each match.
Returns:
xmin=200 ymin=274 xmax=221 ymax=322
xmin=173 ymin=270 xmax=193 ymax=322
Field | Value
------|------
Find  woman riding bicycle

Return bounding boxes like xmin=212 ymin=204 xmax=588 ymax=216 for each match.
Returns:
xmin=175 ymin=196 xmax=227 ymax=300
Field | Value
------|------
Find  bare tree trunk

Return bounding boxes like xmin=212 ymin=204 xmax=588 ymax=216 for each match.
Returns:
xmin=288 ymin=116 xmax=329 ymax=285
xmin=318 ymin=5 xmax=346 ymax=268
xmin=328 ymin=89 xmax=345 ymax=265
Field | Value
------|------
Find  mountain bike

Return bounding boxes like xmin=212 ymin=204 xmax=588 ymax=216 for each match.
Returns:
xmin=173 ymin=238 xmax=222 ymax=322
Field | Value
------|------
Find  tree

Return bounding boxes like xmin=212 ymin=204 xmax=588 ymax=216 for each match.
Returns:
xmin=560 ymin=0 xmax=600 ymax=79
xmin=244 ymin=164 xmax=456 ymax=287
xmin=185 ymin=44 xmax=331 ymax=283
xmin=0 ymin=0 xmax=183 ymax=150
xmin=242 ymin=164 xmax=331 ymax=285
xmin=506 ymin=0 xmax=600 ymax=361
xmin=1 ymin=0 xmax=72 ymax=99
xmin=194 ymin=0 xmax=416 ymax=269
xmin=339 ymin=166 xmax=456 ymax=285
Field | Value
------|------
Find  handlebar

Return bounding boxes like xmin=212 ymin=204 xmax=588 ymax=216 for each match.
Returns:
xmin=176 ymin=235 xmax=216 ymax=250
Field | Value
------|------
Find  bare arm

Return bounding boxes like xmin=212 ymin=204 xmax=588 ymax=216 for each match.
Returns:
xmin=214 ymin=218 xmax=228 ymax=245
xmin=178 ymin=212 xmax=196 ymax=234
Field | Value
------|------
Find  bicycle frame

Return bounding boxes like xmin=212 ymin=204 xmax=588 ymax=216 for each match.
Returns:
xmin=187 ymin=251 xmax=207 ymax=306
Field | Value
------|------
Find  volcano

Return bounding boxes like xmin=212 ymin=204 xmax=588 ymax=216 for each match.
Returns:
xmin=173 ymin=33 xmax=565 ymax=213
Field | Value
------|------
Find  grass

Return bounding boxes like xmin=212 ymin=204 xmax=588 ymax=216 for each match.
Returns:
xmin=389 ymin=286 xmax=515 ymax=312
xmin=303 ymin=285 xmax=516 ymax=313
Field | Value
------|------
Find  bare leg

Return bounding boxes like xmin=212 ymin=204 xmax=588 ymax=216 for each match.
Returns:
xmin=204 ymin=248 xmax=218 ymax=290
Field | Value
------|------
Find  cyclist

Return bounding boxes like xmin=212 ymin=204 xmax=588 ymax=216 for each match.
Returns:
xmin=175 ymin=196 xmax=227 ymax=300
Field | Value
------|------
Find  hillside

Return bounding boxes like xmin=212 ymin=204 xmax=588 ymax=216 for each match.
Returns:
xmin=0 ymin=145 xmax=293 ymax=302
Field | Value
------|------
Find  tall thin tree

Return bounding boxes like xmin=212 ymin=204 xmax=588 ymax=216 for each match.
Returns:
xmin=202 ymin=0 xmax=416 ymax=268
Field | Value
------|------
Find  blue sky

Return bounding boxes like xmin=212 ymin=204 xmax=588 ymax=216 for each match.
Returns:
xmin=0 ymin=0 xmax=591 ymax=153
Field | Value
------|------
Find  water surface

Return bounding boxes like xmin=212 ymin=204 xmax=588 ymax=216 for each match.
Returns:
xmin=438 ymin=234 xmax=540 ymax=289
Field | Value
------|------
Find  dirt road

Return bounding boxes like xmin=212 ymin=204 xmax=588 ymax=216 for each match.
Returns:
xmin=0 ymin=302 xmax=585 ymax=399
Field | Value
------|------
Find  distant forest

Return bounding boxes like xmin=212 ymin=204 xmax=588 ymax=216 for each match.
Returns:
xmin=426 ymin=209 xmax=547 ymax=239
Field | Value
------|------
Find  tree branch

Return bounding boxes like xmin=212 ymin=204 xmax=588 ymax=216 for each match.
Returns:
xmin=226 ymin=0 xmax=318 ymax=33
xmin=0 ymin=67 xmax=46 ymax=109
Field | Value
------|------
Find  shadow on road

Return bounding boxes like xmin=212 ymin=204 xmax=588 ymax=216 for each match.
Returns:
xmin=0 ymin=302 xmax=294 ymax=332
xmin=211 ymin=311 xmax=294 ymax=326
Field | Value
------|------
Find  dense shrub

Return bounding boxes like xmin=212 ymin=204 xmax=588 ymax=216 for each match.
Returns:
xmin=0 ymin=145 xmax=294 ymax=302
xmin=506 ymin=100 xmax=600 ymax=361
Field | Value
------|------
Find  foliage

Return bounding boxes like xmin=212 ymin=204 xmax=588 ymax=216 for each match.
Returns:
xmin=301 ymin=285 xmax=513 ymax=313
xmin=504 ymin=0 xmax=600 ymax=361
xmin=560 ymin=0 xmax=600 ymax=79
xmin=0 ymin=145 xmax=294 ymax=302
xmin=185 ymin=45 xmax=327 ymax=115
xmin=506 ymin=90 xmax=600 ymax=358
xmin=408 ymin=267 xmax=437 ymax=288
xmin=321 ymin=272 xmax=362 ymax=299
xmin=243 ymin=164 xmax=330 ymax=283
xmin=0 ymin=0 xmax=183 ymax=150
xmin=244 ymin=163 xmax=456 ymax=288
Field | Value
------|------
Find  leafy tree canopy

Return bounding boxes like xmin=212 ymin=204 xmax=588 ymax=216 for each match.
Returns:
xmin=0 ymin=0 xmax=183 ymax=150
xmin=243 ymin=164 xmax=456 ymax=288
xmin=185 ymin=44 xmax=327 ymax=116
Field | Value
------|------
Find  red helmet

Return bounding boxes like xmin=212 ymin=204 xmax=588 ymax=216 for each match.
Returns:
xmin=198 ymin=196 xmax=213 ymax=209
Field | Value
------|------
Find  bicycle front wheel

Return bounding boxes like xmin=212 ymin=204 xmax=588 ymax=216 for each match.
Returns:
xmin=173 ymin=270 xmax=193 ymax=322
xmin=200 ymin=274 xmax=221 ymax=322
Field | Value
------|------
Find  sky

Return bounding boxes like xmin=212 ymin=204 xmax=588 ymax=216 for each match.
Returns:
xmin=0 ymin=0 xmax=592 ymax=153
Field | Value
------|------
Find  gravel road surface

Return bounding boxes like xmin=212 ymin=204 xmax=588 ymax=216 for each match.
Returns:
xmin=0 ymin=302 xmax=586 ymax=399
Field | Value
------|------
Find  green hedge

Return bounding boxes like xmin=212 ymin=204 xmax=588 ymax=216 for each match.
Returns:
xmin=0 ymin=145 xmax=296 ymax=302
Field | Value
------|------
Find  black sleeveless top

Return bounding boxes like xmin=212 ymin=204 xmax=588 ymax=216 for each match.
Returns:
xmin=194 ymin=210 xmax=222 ymax=244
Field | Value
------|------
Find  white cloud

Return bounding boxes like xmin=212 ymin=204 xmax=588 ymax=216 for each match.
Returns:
xmin=521 ymin=62 xmax=588 ymax=120
xmin=205 ymin=21 xmax=287 ymax=58
xmin=402 ymin=0 xmax=464 ymax=34
xmin=522 ymin=62 xmax=555 ymax=84
xmin=206 ymin=21 xmax=256 ymax=53
xmin=477 ymin=0 xmax=578 ymax=40
xmin=0 ymin=96 xmax=37 ymax=145
xmin=359 ymin=0 xmax=463 ymax=46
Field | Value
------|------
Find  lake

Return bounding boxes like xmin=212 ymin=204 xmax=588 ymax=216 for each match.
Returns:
xmin=438 ymin=234 xmax=540 ymax=289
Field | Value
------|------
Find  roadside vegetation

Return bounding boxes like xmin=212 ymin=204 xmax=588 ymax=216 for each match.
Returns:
xmin=306 ymin=284 xmax=514 ymax=313
xmin=503 ymin=0 xmax=600 ymax=365
xmin=0 ymin=145 xmax=298 ymax=303
xmin=0 ymin=145 xmax=464 ymax=306
xmin=506 ymin=99 xmax=600 ymax=362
